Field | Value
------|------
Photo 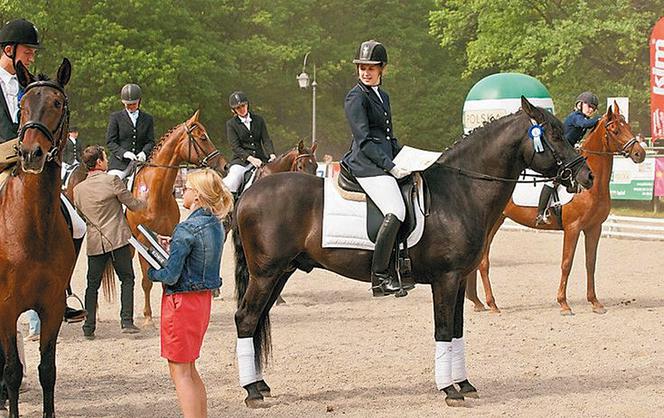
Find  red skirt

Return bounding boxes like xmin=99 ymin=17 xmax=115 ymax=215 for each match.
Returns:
xmin=160 ymin=290 xmax=212 ymax=363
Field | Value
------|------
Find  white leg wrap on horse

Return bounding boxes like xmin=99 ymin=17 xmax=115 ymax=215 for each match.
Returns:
xmin=451 ymin=337 xmax=467 ymax=383
xmin=435 ymin=341 xmax=453 ymax=389
xmin=236 ymin=337 xmax=262 ymax=387
xmin=60 ymin=193 xmax=86 ymax=239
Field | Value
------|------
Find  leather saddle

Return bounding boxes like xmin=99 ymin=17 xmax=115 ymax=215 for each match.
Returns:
xmin=337 ymin=162 xmax=419 ymax=243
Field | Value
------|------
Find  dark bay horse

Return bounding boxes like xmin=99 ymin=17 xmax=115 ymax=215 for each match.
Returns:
xmin=0 ymin=59 xmax=73 ymax=418
xmin=466 ymin=102 xmax=645 ymax=315
xmin=232 ymin=98 xmax=593 ymax=407
xmin=252 ymin=139 xmax=317 ymax=183
xmin=125 ymin=111 xmax=228 ymax=324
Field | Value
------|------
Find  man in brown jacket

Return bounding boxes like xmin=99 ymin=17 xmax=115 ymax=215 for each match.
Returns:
xmin=74 ymin=145 xmax=146 ymax=339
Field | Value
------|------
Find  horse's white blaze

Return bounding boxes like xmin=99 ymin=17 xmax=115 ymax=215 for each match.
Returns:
xmin=435 ymin=341 xmax=453 ymax=389
xmin=236 ymin=337 xmax=262 ymax=387
xmin=451 ymin=337 xmax=467 ymax=383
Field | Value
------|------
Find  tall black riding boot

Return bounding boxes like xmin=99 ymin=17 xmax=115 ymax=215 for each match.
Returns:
xmin=535 ymin=185 xmax=554 ymax=226
xmin=371 ymin=213 xmax=402 ymax=297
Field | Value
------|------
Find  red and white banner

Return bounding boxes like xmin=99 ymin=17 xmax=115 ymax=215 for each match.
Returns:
xmin=651 ymin=17 xmax=664 ymax=139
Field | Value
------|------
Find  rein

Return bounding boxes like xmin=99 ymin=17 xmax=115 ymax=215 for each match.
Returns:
xmin=18 ymin=80 xmax=69 ymax=164
xmin=289 ymin=153 xmax=315 ymax=171
xmin=438 ymin=121 xmax=587 ymax=185
xmin=138 ymin=122 xmax=222 ymax=170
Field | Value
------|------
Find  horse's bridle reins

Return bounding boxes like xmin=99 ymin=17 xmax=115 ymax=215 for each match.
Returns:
xmin=290 ymin=152 xmax=316 ymax=171
xmin=579 ymin=116 xmax=638 ymax=158
xmin=18 ymin=80 xmax=69 ymax=164
xmin=138 ymin=122 xmax=223 ymax=170
xmin=441 ymin=118 xmax=586 ymax=185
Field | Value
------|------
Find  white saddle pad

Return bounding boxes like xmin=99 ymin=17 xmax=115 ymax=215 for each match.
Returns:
xmin=322 ymin=177 xmax=425 ymax=250
xmin=511 ymin=169 xmax=575 ymax=207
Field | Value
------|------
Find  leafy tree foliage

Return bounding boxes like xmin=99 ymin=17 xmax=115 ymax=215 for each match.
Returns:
xmin=430 ymin=0 xmax=664 ymax=134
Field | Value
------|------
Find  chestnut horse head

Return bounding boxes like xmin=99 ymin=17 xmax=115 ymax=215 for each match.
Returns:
xmin=151 ymin=110 xmax=228 ymax=175
xmin=15 ymin=58 xmax=71 ymax=174
xmin=581 ymin=101 xmax=645 ymax=163
xmin=255 ymin=139 xmax=317 ymax=181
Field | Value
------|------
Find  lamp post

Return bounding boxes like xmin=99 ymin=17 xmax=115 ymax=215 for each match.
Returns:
xmin=297 ymin=52 xmax=317 ymax=145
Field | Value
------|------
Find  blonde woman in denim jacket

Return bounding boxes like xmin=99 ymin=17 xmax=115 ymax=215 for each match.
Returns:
xmin=148 ymin=168 xmax=232 ymax=418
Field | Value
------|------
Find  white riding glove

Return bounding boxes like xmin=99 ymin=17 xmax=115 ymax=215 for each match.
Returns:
xmin=389 ymin=166 xmax=411 ymax=179
xmin=247 ymin=156 xmax=262 ymax=168
xmin=268 ymin=154 xmax=277 ymax=162
xmin=123 ymin=151 xmax=137 ymax=161
xmin=136 ymin=152 xmax=147 ymax=162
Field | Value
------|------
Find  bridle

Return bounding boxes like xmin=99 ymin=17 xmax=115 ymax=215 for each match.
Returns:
xmin=183 ymin=122 xmax=222 ymax=168
xmin=139 ymin=122 xmax=223 ymax=170
xmin=17 ymin=80 xmax=69 ymax=164
xmin=580 ymin=116 xmax=638 ymax=158
xmin=290 ymin=152 xmax=317 ymax=172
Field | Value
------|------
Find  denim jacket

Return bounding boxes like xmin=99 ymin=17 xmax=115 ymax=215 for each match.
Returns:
xmin=147 ymin=207 xmax=223 ymax=294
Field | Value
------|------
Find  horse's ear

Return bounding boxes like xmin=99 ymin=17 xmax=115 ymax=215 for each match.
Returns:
xmin=612 ymin=100 xmax=620 ymax=115
xmin=297 ymin=139 xmax=304 ymax=153
xmin=56 ymin=58 xmax=71 ymax=87
xmin=520 ymin=96 xmax=544 ymax=123
xmin=15 ymin=60 xmax=34 ymax=88
xmin=190 ymin=109 xmax=200 ymax=122
xmin=311 ymin=141 xmax=318 ymax=154
xmin=607 ymin=104 xmax=614 ymax=120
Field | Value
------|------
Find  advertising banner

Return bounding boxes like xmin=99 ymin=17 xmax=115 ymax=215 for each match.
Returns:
xmin=650 ymin=17 xmax=664 ymax=140
xmin=610 ymin=157 xmax=655 ymax=200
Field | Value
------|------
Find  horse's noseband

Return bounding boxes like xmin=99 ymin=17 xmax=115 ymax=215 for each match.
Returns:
xmin=291 ymin=153 xmax=315 ymax=171
xmin=18 ymin=80 xmax=69 ymax=162
xmin=184 ymin=122 xmax=221 ymax=168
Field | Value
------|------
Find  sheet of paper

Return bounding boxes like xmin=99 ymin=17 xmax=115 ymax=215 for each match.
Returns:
xmin=392 ymin=146 xmax=442 ymax=172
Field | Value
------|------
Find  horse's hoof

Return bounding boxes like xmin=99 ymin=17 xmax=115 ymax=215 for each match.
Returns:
xmin=244 ymin=397 xmax=267 ymax=409
xmin=457 ymin=379 xmax=479 ymax=399
xmin=560 ymin=309 xmax=574 ymax=316
xmin=592 ymin=306 xmax=607 ymax=314
xmin=472 ymin=304 xmax=486 ymax=312
xmin=142 ymin=318 xmax=155 ymax=328
xmin=256 ymin=380 xmax=272 ymax=397
xmin=489 ymin=307 xmax=501 ymax=314
xmin=441 ymin=385 xmax=465 ymax=407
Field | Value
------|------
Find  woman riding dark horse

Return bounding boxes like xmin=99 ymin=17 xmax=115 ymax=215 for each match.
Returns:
xmin=341 ymin=40 xmax=412 ymax=297
xmin=232 ymin=91 xmax=593 ymax=407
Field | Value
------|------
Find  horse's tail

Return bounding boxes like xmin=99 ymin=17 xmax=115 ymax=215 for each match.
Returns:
xmin=101 ymin=258 xmax=116 ymax=304
xmin=232 ymin=210 xmax=272 ymax=367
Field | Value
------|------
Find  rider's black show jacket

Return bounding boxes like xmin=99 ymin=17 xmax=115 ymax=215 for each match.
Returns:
xmin=341 ymin=82 xmax=402 ymax=177
xmin=106 ymin=109 xmax=155 ymax=171
xmin=225 ymin=112 xmax=274 ymax=166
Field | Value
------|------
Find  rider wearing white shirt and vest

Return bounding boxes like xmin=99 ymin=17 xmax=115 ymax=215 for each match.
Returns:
xmin=341 ymin=40 xmax=413 ymax=297
xmin=222 ymin=91 xmax=276 ymax=195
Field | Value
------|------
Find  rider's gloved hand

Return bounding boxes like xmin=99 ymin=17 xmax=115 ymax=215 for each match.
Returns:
xmin=389 ymin=166 xmax=410 ymax=179
xmin=268 ymin=154 xmax=277 ymax=162
xmin=123 ymin=151 xmax=137 ymax=161
xmin=247 ymin=156 xmax=262 ymax=168
xmin=136 ymin=152 xmax=147 ymax=162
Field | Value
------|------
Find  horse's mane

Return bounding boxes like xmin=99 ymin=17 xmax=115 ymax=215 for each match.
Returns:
xmin=146 ymin=124 xmax=183 ymax=163
xmin=36 ymin=73 xmax=50 ymax=81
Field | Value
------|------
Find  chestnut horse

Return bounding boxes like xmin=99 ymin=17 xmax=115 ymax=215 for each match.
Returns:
xmin=231 ymin=98 xmax=593 ymax=407
xmin=252 ymin=139 xmax=317 ymax=183
xmin=125 ymin=111 xmax=228 ymax=323
xmin=0 ymin=59 xmax=73 ymax=418
xmin=466 ymin=102 xmax=645 ymax=315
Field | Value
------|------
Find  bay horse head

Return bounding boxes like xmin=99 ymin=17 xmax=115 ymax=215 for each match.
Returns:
xmin=292 ymin=140 xmax=318 ymax=174
xmin=15 ymin=58 xmax=71 ymax=174
xmin=520 ymin=96 xmax=593 ymax=192
xmin=603 ymin=101 xmax=645 ymax=163
xmin=177 ymin=110 xmax=228 ymax=176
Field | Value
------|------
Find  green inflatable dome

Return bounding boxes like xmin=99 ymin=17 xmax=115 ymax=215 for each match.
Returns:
xmin=463 ymin=73 xmax=555 ymax=133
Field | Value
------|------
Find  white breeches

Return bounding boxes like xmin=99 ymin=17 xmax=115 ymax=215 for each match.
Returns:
xmin=223 ymin=163 xmax=253 ymax=193
xmin=60 ymin=193 xmax=86 ymax=239
xmin=356 ymin=175 xmax=406 ymax=222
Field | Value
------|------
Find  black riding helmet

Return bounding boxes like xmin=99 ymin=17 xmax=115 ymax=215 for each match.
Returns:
xmin=353 ymin=40 xmax=388 ymax=66
xmin=229 ymin=91 xmax=248 ymax=109
xmin=576 ymin=91 xmax=599 ymax=109
xmin=121 ymin=83 xmax=142 ymax=104
xmin=0 ymin=19 xmax=40 ymax=49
